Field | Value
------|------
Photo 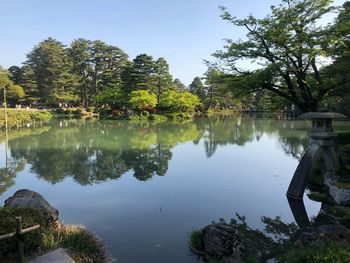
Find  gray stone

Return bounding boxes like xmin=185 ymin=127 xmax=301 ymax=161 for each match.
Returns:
xmin=298 ymin=112 xmax=348 ymax=120
xmin=4 ymin=189 xmax=59 ymax=224
xmin=325 ymin=177 xmax=350 ymax=206
xmin=201 ymin=224 xmax=245 ymax=262
xmin=29 ymin=248 xmax=75 ymax=263
xmin=299 ymin=224 xmax=350 ymax=246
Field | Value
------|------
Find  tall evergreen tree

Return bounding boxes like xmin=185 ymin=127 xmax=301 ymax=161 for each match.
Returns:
xmin=69 ymin=38 xmax=92 ymax=106
xmin=122 ymin=54 xmax=156 ymax=93
xmin=173 ymin=78 xmax=186 ymax=92
xmin=154 ymin=57 xmax=173 ymax=104
xmin=25 ymin=37 xmax=77 ymax=105
xmin=189 ymin=77 xmax=206 ymax=102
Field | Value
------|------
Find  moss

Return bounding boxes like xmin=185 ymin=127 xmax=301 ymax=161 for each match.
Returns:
xmin=307 ymin=192 xmax=335 ymax=205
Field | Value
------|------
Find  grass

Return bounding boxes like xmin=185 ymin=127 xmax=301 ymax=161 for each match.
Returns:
xmin=42 ymin=224 xmax=110 ymax=263
xmin=188 ymin=229 xmax=203 ymax=252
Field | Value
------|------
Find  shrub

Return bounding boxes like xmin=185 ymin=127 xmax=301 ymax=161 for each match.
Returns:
xmin=129 ymin=90 xmax=157 ymax=110
xmin=55 ymin=108 xmax=65 ymax=114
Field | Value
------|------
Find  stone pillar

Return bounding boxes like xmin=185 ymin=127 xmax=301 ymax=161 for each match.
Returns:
xmin=287 ymin=112 xmax=347 ymax=200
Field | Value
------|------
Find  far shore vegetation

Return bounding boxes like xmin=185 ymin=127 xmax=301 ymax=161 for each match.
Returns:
xmin=0 ymin=1 xmax=348 ymax=124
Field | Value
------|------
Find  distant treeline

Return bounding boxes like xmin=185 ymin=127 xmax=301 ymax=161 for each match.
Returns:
xmin=1 ymin=38 xmax=217 ymax=115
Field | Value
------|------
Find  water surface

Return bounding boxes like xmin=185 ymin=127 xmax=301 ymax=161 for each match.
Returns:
xmin=1 ymin=115 xmax=349 ymax=262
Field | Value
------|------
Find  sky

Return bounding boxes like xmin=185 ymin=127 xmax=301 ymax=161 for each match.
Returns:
xmin=0 ymin=0 xmax=345 ymax=85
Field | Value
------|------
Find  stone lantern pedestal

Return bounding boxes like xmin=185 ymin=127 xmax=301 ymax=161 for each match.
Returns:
xmin=287 ymin=112 xmax=347 ymax=200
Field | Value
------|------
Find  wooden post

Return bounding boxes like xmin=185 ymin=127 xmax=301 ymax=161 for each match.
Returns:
xmin=16 ymin=217 xmax=24 ymax=263
xmin=3 ymin=85 xmax=8 ymax=168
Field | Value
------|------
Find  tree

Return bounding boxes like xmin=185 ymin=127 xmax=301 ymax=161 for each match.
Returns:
xmin=0 ymin=66 xmax=12 ymax=88
xmin=8 ymin=66 xmax=22 ymax=85
xmin=154 ymin=57 xmax=173 ymax=104
xmin=159 ymin=89 xmax=201 ymax=112
xmin=122 ymin=54 xmax=155 ymax=93
xmin=214 ymin=0 xmax=342 ymax=112
xmin=25 ymin=37 xmax=77 ymax=105
xmin=89 ymin=40 xmax=128 ymax=97
xmin=18 ymin=65 xmax=39 ymax=104
xmin=189 ymin=77 xmax=206 ymax=102
xmin=173 ymin=78 xmax=186 ymax=92
xmin=68 ymin=38 xmax=92 ymax=106
xmin=321 ymin=2 xmax=350 ymax=114
xmin=176 ymin=91 xmax=201 ymax=112
xmin=95 ymin=86 xmax=126 ymax=109
xmin=129 ymin=90 xmax=157 ymax=110
xmin=6 ymin=85 xmax=25 ymax=103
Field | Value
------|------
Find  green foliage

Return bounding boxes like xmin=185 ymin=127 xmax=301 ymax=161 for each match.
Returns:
xmin=213 ymin=0 xmax=342 ymax=112
xmin=6 ymin=85 xmax=25 ymax=103
xmin=189 ymin=77 xmax=206 ymax=102
xmin=122 ymin=54 xmax=156 ymax=93
xmin=282 ymin=243 xmax=350 ymax=263
xmin=25 ymin=37 xmax=77 ymax=105
xmin=129 ymin=90 xmax=157 ymax=109
xmin=159 ymin=89 xmax=201 ymax=112
xmin=0 ymin=109 xmax=52 ymax=128
xmin=0 ymin=66 xmax=12 ymax=88
xmin=94 ymin=86 xmax=125 ymax=108
xmin=188 ymin=229 xmax=202 ymax=251
xmin=42 ymin=225 xmax=109 ymax=263
xmin=0 ymin=207 xmax=46 ymax=258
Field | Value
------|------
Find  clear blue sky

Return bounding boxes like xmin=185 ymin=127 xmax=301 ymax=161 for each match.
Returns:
xmin=0 ymin=0 xmax=345 ymax=85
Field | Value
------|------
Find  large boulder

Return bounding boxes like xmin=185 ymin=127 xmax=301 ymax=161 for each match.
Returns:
xmin=4 ymin=189 xmax=59 ymax=224
xmin=201 ymin=223 xmax=245 ymax=263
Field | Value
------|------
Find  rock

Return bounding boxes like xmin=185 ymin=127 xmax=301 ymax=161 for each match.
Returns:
xmin=201 ymin=223 xmax=245 ymax=262
xmin=4 ymin=189 xmax=59 ymax=224
xmin=299 ymin=224 xmax=350 ymax=246
xmin=29 ymin=248 xmax=75 ymax=263
xmin=325 ymin=176 xmax=350 ymax=206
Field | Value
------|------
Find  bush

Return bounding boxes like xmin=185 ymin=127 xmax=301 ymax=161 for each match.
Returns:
xmin=0 ymin=110 xmax=52 ymax=128
xmin=55 ymin=108 xmax=65 ymax=114
xmin=0 ymin=207 xmax=46 ymax=258
xmin=72 ymin=108 xmax=83 ymax=116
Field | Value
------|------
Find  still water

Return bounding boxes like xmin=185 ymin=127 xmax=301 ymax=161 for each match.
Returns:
xmin=0 ymin=116 xmax=349 ymax=262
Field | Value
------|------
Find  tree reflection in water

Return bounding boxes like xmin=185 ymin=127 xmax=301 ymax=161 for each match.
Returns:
xmin=1 ymin=116 xmax=308 ymax=190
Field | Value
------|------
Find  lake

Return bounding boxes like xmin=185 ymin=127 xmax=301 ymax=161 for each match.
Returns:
xmin=1 ymin=115 xmax=349 ymax=262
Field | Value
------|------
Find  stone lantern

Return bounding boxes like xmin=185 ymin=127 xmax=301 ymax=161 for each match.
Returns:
xmin=287 ymin=112 xmax=347 ymax=200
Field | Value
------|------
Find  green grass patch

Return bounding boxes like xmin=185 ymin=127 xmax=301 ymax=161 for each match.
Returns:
xmin=188 ymin=229 xmax=203 ymax=252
